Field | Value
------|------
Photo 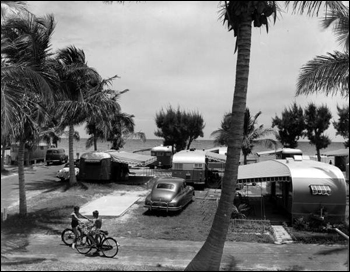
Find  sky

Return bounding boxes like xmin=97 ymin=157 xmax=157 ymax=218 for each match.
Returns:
xmin=26 ymin=1 xmax=348 ymax=141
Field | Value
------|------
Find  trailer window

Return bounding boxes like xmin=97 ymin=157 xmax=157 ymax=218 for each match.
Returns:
xmin=309 ymin=185 xmax=331 ymax=196
xmin=173 ymin=163 xmax=183 ymax=170
xmin=194 ymin=163 xmax=203 ymax=169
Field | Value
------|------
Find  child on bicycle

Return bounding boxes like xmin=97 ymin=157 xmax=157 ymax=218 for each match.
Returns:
xmin=88 ymin=210 xmax=102 ymax=248
xmin=71 ymin=206 xmax=91 ymax=249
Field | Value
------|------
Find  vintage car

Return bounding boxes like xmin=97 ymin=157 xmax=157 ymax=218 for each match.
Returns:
xmin=46 ymin=148 xmax=68 ymax=165
xmin=144 ymin=177 xmax=195 ymax=212
xmin=56 ymin=161 xmax=79 ymax=181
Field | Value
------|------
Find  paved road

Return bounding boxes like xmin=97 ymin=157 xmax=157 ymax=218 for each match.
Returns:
xmin=1 ymin=234 xmax=348 ymax=271
xmin=1 ymin=164 xmax=65 ymax=212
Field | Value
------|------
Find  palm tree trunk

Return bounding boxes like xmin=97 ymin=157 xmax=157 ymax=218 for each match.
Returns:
xmin=244 ymin=154 xmax=247 ymax=165
xmin=18 ymin=140 xmax=27 ymax=216
xmin=69 ymin=124 xmax=77 ymax=186
xmin=316 ymin=147 xmax=321 ymax=161
xmin=185 ymin=16 xmax=252 ymax=271
xmin=94 ymin=135 xmax=97 ymax=151
xmin=1 ymin=147 xmax=6 ymax=172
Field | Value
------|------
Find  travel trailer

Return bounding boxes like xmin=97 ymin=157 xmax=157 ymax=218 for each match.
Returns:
xmin=171 ymin=149 xmax=225 ymax=188
xmin=9 ymin=142 xmax=52 ymax=165
xmin=149 ymin=145 xmax=173 ymax=169
xmin=237 ymin=156 xmax=347 ymax=223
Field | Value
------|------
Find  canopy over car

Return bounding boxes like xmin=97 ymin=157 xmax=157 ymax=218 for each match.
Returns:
xmin=107 ymin=150 xmax=157 ymax=166
xmin=80 ymin=150 xmax=157 ymax=167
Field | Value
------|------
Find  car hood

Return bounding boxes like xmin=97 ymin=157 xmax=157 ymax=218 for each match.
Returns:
xmin=150 ymin=190 xmax=176 ymax=202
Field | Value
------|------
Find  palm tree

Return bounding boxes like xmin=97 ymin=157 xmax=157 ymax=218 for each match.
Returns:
xmin=1 ymin=13 xmax=56 ymax=216
xmin=296 ymin=4 xmax=349 ymax=97
xmin=241 ymin=109 xmax=277 ymax=164
xmin=54 ymin=46 xmax=121 ymax=186
xmin=106 ymin=112 xmax=146 ymax=150
xmin=85 ymin=79 xmax=131 ymax=151
xmin=185 ymin=2 xmax=345 ymax=271
xmin=211 ymin=109 xmax=276 ymax=165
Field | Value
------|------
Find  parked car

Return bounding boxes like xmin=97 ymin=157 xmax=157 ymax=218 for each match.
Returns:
xmin=46 ymin=148 xmax=68 ymax=165
xmin=144 ymin=177 xmax=195 ymax=212
xmin=56 ymin=161 xmax=80 ymax=181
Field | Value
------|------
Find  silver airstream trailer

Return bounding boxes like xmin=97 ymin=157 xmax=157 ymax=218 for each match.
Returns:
xmin=237 ymin=157 xmax=347 ymax=223
xmin=149 ymin=145 xmax=173 ymax=169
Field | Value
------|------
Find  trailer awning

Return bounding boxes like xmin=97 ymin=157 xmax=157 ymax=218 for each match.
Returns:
xmin=106 ymin=150 xmax=157 ymax=167
xmin=237 ymin=160 xmax=291 ymax=183
xmin=205 ymin=151 xmax=227 ymax=163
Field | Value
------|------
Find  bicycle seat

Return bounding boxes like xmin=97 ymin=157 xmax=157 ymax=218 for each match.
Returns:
xmin=100 ymin=230 xmax=108 ymax=235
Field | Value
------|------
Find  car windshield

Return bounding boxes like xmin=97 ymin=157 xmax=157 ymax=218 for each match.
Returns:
xmin=156 ymin=183 xmax=175 ymax=191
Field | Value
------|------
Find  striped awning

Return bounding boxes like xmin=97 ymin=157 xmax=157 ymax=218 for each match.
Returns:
xmin=237 ymin=160 xmax=291 ymax=183
xmin=106 ymin=150 xmax=157 ymax=167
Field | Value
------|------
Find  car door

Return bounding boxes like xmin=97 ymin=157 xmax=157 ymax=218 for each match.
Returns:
xmin=182 ymin=181 xmax=192 ymax=205
xmin=177 ymin=182 xmax=186 ymax=207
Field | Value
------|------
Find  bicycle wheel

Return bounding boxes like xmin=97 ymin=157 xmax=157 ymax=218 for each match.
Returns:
xmin=61 ymin=229 xmax=76 ymax=246
xmin=61 ymin=228 xmax=82 ymax=246
xmin=75 ymin=235 xmax=93 ymax=254
xmin=100 ymin=237 xmax=119 ymax=258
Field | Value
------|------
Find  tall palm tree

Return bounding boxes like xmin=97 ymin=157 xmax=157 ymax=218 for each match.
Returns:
xmin=54 ymin=46 xmax=121 ymax=186
xmin=211 ymin=109 xmax=277 ymax=165
xmin=296 ymin=4 xmax=349 ymax=97
xmin=185 ymin=2 xmax=345 ymax=270
xmin=1 ymin=13 xmax=56 ymax=216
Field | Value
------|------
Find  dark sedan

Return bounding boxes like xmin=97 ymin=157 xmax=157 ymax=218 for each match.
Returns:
xmin=144 ymin=177 xmax=195 ymax=212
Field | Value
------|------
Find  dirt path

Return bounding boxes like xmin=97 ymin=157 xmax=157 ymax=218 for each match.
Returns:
xmin=1 ymin=233 xmax=348 ymax=271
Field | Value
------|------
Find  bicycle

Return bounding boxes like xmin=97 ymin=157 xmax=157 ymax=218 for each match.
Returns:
xmin=75 ymin=223 xmax=119 ymax=258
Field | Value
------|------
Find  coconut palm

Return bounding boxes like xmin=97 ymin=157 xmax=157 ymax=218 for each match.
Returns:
xmin=85 ymin=80 xmax=131 ymax=151
xmin=211 ymin=109 xmax=277 ymax=165
xmin=1 ymin=13 xmax=56 ymax=216
xmin=296 ymin=4 xmax=349 ymax=97
xmin=185 ymin=2 xmax=345 ymax=271
xmin=54 ymin=46 xmax=122 ymax=186
xmin=106 ymin=113 xmax=146 ymax=150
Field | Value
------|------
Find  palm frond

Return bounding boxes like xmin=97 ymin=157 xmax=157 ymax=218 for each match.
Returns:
xmin=321 ymin=6 xmax=349 ymax=50
xmin=296 ymin=51 xmax=349 ymax=97
xmin=285 ymin=1 xmax=346 ymax=17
